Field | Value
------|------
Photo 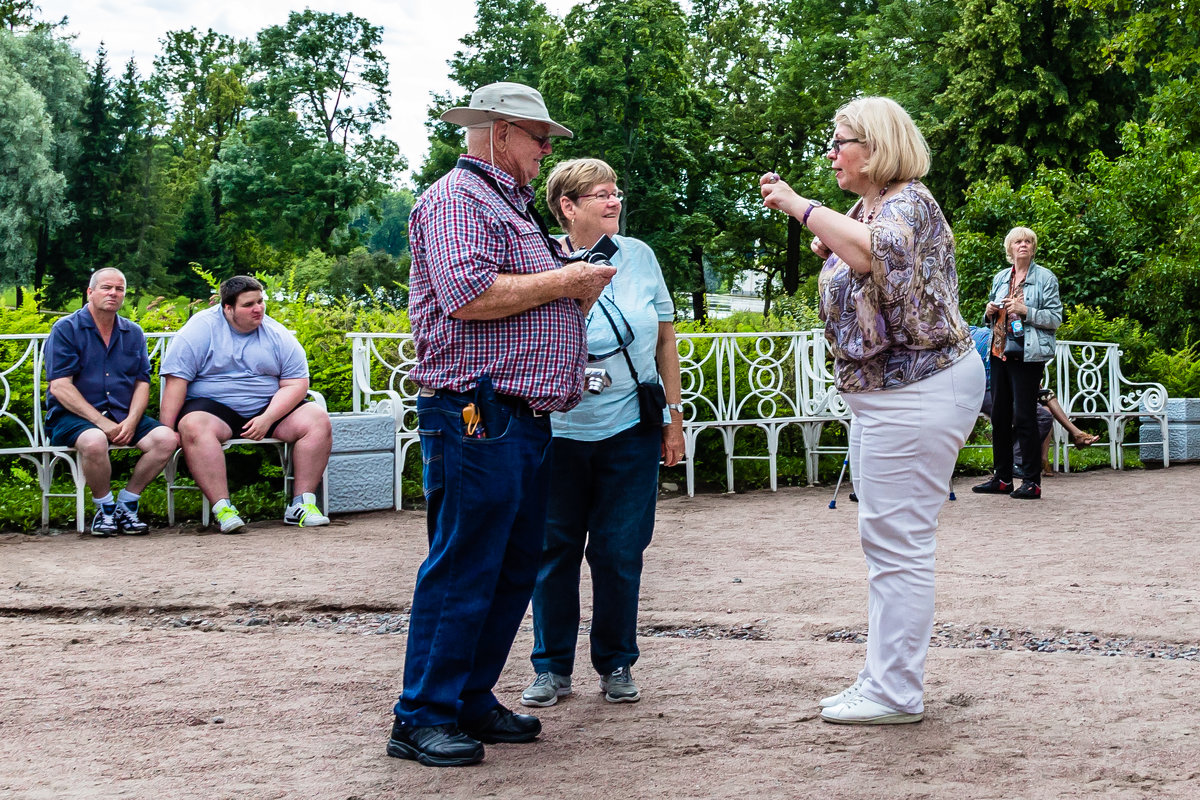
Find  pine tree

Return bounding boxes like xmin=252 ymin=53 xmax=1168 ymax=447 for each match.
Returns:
xmin=165 ymin=181 xmax=229 ymax=300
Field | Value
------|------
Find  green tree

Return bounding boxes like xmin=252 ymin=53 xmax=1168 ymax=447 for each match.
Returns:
xmin=208 ymin=115 xmax=381 ymax=261
xmin=350 ymin=189 xmax=415 ymax=258
xmin=540 ymin=0 xmax=705 ymax=311
xmin=148 ymin=27 xmax=249 ymax=165
xmin=933 ymin=0 xmax=1148 ymax=199
xmin=164 ymin=181 xmax=229 ymax=299
xmin=0 ymin=25 xmax=86 ymax=294
xmin=52 ymin=45 xmax=121 ymax=301
xmin=253 ymin=10 xmax=402 ymax=184
xmin=953 ymin=122 xmax=1200 ymax=348
xmin=108 ymin=57 xmax=173 ymax=292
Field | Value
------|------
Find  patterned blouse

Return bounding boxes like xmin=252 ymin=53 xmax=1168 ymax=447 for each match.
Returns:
xmin=817 ymin=180 xmax=973 ymax=393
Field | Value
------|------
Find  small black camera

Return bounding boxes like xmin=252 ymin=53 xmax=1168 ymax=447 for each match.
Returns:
xmin=567 ymin=234 xmax=618 ymax=266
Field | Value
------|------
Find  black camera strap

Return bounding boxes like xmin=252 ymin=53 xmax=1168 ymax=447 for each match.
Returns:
xmin=455 ymin=158 xmax=564 ymax=262
xmin=596 ymin=299 xmax=641 ymax=383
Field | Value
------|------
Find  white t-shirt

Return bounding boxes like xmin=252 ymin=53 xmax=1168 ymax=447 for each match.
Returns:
xmin=161 ymin=306 xmax=309 ymax=416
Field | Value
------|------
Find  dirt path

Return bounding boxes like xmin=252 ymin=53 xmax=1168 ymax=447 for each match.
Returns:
xmin=2 ymin=465 xmax=1198 ymax=799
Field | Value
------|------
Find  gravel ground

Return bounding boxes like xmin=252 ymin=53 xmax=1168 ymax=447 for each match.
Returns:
xmin=3 ymin=463 xmax=1199 ymax=799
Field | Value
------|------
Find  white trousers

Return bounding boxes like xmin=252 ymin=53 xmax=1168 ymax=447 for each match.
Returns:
xmin=843 ymin=354 xmax=985 ymax=713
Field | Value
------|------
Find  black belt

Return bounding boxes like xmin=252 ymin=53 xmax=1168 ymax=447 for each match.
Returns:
xmin=417 ymin=386 xmax=549 ymax=418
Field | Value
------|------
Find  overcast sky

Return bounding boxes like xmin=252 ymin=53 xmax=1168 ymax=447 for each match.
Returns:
xmin=39 ymin=0 xmax=581 ymax=182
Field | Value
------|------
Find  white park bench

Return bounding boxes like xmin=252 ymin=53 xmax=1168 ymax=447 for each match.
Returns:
xmin=344 ymin=330 xmax=1170 ymax=499
xmin=0 ymin=331 xmax=326 ymax=532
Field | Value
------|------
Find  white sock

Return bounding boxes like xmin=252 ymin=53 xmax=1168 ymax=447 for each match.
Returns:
xmin=94 ymin=492 xmax=114 ymax=510
xmin=117 ymin=489 xmax=140 ymax=506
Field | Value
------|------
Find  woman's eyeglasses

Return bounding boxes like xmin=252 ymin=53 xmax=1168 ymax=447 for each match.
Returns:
xmin=577 ymin=189 xmax=625 ymax=203
xmin=827 ymin=137 xmax=864 ymax=154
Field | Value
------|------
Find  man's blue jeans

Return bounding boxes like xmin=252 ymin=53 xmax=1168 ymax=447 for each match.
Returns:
xmin=394 ymin=385 xmax=552 ymax=727
xmin=530 ymin=423 xmax=661 ymax=677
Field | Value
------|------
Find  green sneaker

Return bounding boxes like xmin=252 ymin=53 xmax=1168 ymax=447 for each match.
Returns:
xmin=521 ymin=672 xmax=572 ymax=707
xmin=214 ymin=503 xmax=245 ymax=534
xmin=600 ymin=665 xmax=641 ymax=703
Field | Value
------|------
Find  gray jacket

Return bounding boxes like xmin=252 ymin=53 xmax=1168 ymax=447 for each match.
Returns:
xmin=985 ymin=262 xmax=1062 ymax=363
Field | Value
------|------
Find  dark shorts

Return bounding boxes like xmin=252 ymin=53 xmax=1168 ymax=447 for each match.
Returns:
xmin=46 ymin=411 xmax=163 ymax=448
xmin=177 ymin=396 xmax=307 ymax=439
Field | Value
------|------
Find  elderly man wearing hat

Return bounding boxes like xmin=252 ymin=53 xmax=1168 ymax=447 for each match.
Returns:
xmin=386 ymin=82 xmax=616 ymax=767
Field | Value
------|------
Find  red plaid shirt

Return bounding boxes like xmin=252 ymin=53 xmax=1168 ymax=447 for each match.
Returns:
xmin=407 ymin=156 xmax=587 ymax=411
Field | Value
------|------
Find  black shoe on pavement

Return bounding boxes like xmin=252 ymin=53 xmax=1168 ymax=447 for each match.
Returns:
xmin=386 ymin=718 xmax=484 ymax=767
xmin=460 ymin=705 xmax=541 ymax=744
xmin=1010 ymin=481 xmax=1042 ymax=499
xmin=971 ymin=476 xmax=1014 ymax=495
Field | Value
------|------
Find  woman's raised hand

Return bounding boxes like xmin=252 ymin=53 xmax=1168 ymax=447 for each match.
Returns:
xmin=760 ymin=172 xmax=802 ymax=216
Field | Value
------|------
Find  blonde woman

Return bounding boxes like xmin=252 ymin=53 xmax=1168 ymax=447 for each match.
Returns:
xmin=760 ymin=97 xmax=984 ymax=725
xmin=973 ymin=227 xmax=1063 ymax=499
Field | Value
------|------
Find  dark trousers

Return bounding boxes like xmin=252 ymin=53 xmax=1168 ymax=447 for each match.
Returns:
xmin=989 ymin=354 xmax=1046 ymax=484
xmin=394 ymin=387 xmax=552 ymax=727
xmin=531 ymin=424 xmax=661 ymax=677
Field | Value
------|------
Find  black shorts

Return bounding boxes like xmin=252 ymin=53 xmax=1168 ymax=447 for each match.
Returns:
xmin=177 ymin=397 xmax=308 ymax=439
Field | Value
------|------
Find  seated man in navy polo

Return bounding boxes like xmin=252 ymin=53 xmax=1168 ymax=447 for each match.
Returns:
xmin=158 ymin=275 xmax=332 ymax=533
xmin=44 ymin=268 xmax=180 ymax=536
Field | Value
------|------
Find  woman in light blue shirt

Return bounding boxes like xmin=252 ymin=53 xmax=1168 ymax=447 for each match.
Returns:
xmin=522 ymin=158 xmax=684 ymax=708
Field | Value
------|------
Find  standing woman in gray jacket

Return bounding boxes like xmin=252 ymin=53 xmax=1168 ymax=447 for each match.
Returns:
xmin=973 ymin=227 xmax=1063 ymax=499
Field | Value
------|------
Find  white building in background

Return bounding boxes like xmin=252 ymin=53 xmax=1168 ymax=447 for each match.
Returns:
xmin=706 ymin=270 xmax=762 ymax=318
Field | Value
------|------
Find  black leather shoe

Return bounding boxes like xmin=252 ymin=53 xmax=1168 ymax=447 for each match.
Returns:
xmin=461 ymin=705 xmax=541 ymax=744
xmin=386 ymin=718 xmax=484 ymax=767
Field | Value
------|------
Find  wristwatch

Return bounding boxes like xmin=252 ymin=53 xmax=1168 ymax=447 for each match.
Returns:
xmin=802 ymin=200 xmax=823 ymax=226
xmin=667 ymin=403 xmax=684 ymax=413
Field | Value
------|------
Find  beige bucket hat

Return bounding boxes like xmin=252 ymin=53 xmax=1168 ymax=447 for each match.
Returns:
xmin=440 ymin=82 xmax=573 ymax=138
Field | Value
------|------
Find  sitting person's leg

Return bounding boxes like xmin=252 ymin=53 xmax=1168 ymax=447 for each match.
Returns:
xmin=270 ymin=402 xmax=332 ymax=526
xmin=175 ymin=402 xmax=236 ymax=504
xmin=269 ymin=402 xmax=332 ymax=497
xmin=1041 ymin=391 xmax=1100 ymax=448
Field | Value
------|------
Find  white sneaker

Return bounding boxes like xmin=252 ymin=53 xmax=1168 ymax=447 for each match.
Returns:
xmin=284 ymin=493 xmax=329 ymax=527
xmin=819 ymin=677 xmax=864 ymax=708
xmin=214 ymin=502 xmax=245 ymax=534
xmin=820 ymin=693 xmax=923 ymax=725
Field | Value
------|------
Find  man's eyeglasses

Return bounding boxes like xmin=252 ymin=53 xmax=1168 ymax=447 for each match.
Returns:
xmin=577 ymin=189 xmax=625 ymax=203
xmin=588 ymin=296 xmax=635 ymax=362
xmin=827 ymin=137 xmax=864 ymax=154
xmin=507 ymin=120 xmax=551 ymax=149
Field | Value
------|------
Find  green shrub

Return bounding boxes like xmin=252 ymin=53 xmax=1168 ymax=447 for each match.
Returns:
xmin=1144 ymin=337 xmax=1200 ymax=397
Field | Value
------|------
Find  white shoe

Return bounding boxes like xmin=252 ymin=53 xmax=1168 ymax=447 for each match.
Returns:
xmin=214 ymin=503 xmax=245 ymax=534
xmin=820 ymin=694 xmax=923 ymax=725
xmin=284 ymin=493 xmax=329 ymax=527
xmin=819 ymin=678 xmax=864 ymax=708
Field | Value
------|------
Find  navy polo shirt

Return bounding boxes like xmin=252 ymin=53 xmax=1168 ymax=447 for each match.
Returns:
xmin=44 ymin=306 xmax=153 ymax=426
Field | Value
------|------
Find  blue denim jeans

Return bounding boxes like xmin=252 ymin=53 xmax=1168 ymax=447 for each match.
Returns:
xmin=394 ymin=382 xmax=552 ymax=727
xmin=530 ymin=423 xmax=661 ymax=677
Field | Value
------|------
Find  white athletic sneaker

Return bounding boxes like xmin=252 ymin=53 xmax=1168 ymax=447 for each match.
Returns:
xmin=819 ymin=677 xmax=864 ymax=708
xmin=284 ymin=493 xmax=329 ymax=527
xmin=820 ymin=693 xmax=923 ymax=725
xmin=214 ymin=503 xmax=245 ymax=534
